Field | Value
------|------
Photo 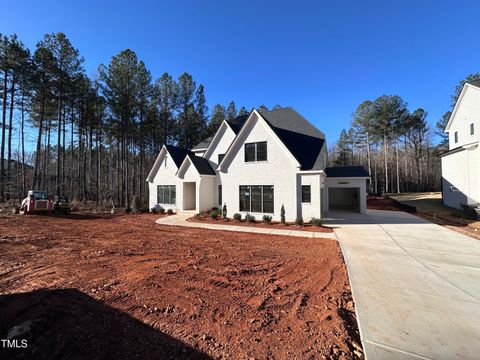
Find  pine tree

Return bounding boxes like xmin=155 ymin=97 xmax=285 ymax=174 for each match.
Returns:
xmin=226 ymin=100 xmax=237 ymax=121
xmin=208 ymin=104 xmax=226 ymax=135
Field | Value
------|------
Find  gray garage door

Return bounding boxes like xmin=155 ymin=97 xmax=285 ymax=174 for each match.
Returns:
xmin=329 ymin=187 xmax=360 ymax=212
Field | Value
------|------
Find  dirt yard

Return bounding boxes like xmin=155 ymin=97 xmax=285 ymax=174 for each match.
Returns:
xmin=0 ymin=213 xmax=361 ymax=359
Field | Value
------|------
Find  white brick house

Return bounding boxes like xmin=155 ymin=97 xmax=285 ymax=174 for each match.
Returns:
xmin=441 ymin=80 xmax=480 ymax=209
xmin=147 ymin=108 xmax=369 ymax=221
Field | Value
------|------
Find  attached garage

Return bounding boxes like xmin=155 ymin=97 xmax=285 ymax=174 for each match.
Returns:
xmin=324 ymin=166 xmax=370 ymax=214
xmin=329 ymin=187 xmax=360 ymax=212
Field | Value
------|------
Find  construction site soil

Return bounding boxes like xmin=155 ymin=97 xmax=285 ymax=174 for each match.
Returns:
xmin=0 ymin=213 xmax=361 ymax=359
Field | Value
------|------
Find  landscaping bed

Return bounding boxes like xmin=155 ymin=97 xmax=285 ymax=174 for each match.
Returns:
xmin=0 ymin=212 xmax=361 ymax=359
xmin=187 ymin=211 xmax=334 ymax=233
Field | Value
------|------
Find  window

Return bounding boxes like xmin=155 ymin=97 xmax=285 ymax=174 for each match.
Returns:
xmin=239 ymin=185 xmax=274 ymax=213
xmin=164 ymin=155 xmax=167 ymax=167
xmin=302 ymin=185 xmax=311 ymax=203
xmin=471 ymin=123 xmax=475 ymax=135
xmin=218 ymin=185 xmax=222 ymax=205
xmin=244 ymin=142 xmax=267 ymax=162
xmin=218 ymin=153 xmax=225 ymax=164
xmin=454 ymin=131 xmax=458 ymax=143
xmin=157 ymin=185 xmax=176 ymax=204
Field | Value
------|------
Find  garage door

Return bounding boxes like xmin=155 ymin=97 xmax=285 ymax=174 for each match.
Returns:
xmin=329 ymin=187 xmax=360 ymax=212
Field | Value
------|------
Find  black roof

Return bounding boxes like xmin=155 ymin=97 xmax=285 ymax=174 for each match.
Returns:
xmin=258 ymin=108 xmax=326 ymax=170
xmin=187 ymin=154 xmax=216 ymax=175
xmin=325 ymin=166 xmax=369 ymax=178
xmin=467 ymin=80 xmax=480 ymax=88
xmin=226 ymin=114 xmax=249 ymax=134
xmin=165 ymin=144 xmax=195 ymax=168
xmin=191 ymin=136 xmax=214 ymax=151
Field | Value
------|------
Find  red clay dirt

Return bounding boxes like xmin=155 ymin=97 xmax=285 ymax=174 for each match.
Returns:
xmin=0 ymin=213 xmax=361 ymax=359
xmin=187 ymin=213 xmax=334 ymax=233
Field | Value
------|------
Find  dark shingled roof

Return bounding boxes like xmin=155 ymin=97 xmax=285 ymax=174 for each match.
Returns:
xmin=258 ymin=108 xmax=326 ymax=170
xmin=467 ymin=80 xmax=480 ymax=88
xmin=187 ymin=154 xmax=216 ymax=175
xmin=164 ymin=144 xmax=195 ymax=168
xmin=192 ymin=136 xmax=214 ymax=151
xmin=226 ymin=114 xmax=249 ymax=134
xmin=325 ymin=166 xmax=369 ymax=178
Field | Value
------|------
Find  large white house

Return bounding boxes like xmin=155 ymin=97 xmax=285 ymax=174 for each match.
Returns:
xmin=147 ymin=108 xmax=369 ymax=221
xmin=441 ymin=80 xmax=480 ymax=209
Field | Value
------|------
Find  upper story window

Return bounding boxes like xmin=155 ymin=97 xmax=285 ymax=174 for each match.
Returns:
xmin=471 ymin=123 xmax=475 ymax=135
xmin=164 ymin=155 xmax=168 ymax=167
xmin=454 ymin=131 xmax=458 ymax=143
xmin=244 ymin=141 xmax=267 ymax=162
xmin=218 ymin=153 xmax=225 ymax=164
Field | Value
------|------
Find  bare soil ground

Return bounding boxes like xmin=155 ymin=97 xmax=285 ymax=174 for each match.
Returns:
xmin=0 ymin=213 xmax=361 ymax=359
xmin=188 ymin=213 xmax=333 ymax=233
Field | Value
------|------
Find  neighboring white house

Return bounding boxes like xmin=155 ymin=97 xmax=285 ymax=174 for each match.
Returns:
xmin=441 ymin=80 xmax=480 ymax=209
xmin=147 ymin=107 xmax=369 ymax=221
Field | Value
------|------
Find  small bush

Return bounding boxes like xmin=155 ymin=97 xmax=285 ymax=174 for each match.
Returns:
xmin=233 ymin=213 xmax=242 ymax=221
xmin=167 ymin=208 xmax=174 ymax=215
xmin=262 ymin=215 xmax=272 ymax=224
xmin=222 ymin=204 xmax=227 ymax=219
xmin=159 ymin=207 xmax=165 ymax=214
xmin=311 ymin=217 xmax=322 ymax=227
xmin=280 ymin=204 xmax=286 ymax=224
xmin=150 ymin=207 xmax=158 ymax=214
xmin=211 ymin=207 xmax=218 ymax=211
xmin=295 ymin=216 xmax=304 ymax=226
xmin=125 ymin=207 xmax=132 ymax=214
xmin=245 ymin=214 xmax=256 ymax=223
xmin=210 ymin=209 xmax=220 ymax=219
xmin=131 ymin=195 xmax=141 ymax=211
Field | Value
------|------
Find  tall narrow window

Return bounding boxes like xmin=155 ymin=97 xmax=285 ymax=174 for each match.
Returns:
xmin=454 ymin=131 xmax=458 ymax=143
xmin=256 ymin=142 xmax=267 ymax=161
xmin=239 ymin=186 xmax=250 ymax=211
xmin=218 ymin=153 xmax=225 ymax=164
xmin=262 ymin=186 xmax=274 ymax=213
xmin=302 ymin=185 xmax=311 ymax=203
xmin=471 ymin=123 xmax=475 ymax=135
xmin=164 ymin=155 xmax=167 ymax=167
xmin=244 ymin=143 xmax=256 ymax=162
xmin=218 ymin=185 xmax=222 ymax=205
xmin=251 ymin=186 xmax=262 ymax=212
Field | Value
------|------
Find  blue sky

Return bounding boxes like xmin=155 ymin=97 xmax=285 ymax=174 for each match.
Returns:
xmin=3 ymin=0 xmax=480 ymax=145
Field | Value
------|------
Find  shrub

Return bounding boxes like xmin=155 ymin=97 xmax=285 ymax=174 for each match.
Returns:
xmin=210 ymin=209 xmax=220 ymax=219
xmin=295 ymin=216 xmax=304 ymax=226
xmin=311 ymin=217 xmax=322 ymax=227
xmin=159 ymin=207 xmax=165 ymax=214
xmin=125 ymin=207 xmax=131 ymax=214
xmin=280 ymin=204 xmax=286 ymax=224
xmin=262 ymin=215 xmax=272 ymax=224
xmin=233 ymin=213 xmax=242 ymax=221
xmin=131 ymin=195 xmax=141 ymax=211
xmin=222 ymin=204 xmax=227 ymax=219
xmin=245 ymin=214 xmax=256 ymax=223
xmin=167 ymin=208 xmax=174 ymax=215
xmin=211 ymin=207 xmax=218 ymax=211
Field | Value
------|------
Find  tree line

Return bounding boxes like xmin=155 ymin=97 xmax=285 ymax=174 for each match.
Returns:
xmin=0 ymin=32 xmax=272 ymax=207
xmin=329 ymin=74 xmax=479 ymax=194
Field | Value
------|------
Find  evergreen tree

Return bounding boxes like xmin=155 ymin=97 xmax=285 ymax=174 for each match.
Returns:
xmin=335 ymin=129 xmax=350 ymax=166
xmin=238 ymin=106 xmax=248 ymax=116
xmin=152 ymin=72 xmax=177 ymax=146
xmin=435 ymin=111 xmax=450 ymax=147
xmin=194 ymin=84 xmax=208 ymax=142
xmin=226 ymin=100 xmax=237 ymax=121
xmin=208 ymin=104 xmax=226 ymax=136
xmin=177 ymin=72 xmax=197 ymax=148
xmin=258 ymin=104 xmax=269 ymax=111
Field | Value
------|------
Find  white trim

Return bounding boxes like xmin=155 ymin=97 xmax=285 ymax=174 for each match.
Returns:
xmin=218 ymin=109 xmax=301 ymax=172
xmin=203 ymin=120 xmax=234 ymax=159
xmin=146 ymin=145 xmax=169 ymax=182
xmin=326 ymin=176 xmax=370 ymax=179
xmin=446 ymin=83 xmax=480 ymax=132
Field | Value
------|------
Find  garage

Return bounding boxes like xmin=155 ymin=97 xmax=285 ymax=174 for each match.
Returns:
xmin=328 ymin=187 xmax=360 ymax=212
xmin=324 ymin=166 xmax=370 ymax=214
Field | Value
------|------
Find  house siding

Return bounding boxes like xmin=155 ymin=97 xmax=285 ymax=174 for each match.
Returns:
xmin=219 ymin=113 xmax=300 ymax=221
xmin=148 ymin=152 xmax=179 ymax=211
xmin=447 ymin=85 xmax=480 ymax=149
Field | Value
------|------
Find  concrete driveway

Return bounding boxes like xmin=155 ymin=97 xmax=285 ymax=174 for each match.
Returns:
xmin=324 ymin=210 xmax=480 ymax=360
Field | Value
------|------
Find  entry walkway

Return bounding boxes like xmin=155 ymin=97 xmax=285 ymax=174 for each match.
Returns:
xmin=324 ymin=210 xmax=480 ymax=360
xmin=156 ymin=213 xmax=337 ymax=239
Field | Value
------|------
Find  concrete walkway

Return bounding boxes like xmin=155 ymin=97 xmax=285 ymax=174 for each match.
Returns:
xmin=156 ymin=213 xmax=337 ymax=239
xmin=324 ymin=210 xmax=480 ymax=360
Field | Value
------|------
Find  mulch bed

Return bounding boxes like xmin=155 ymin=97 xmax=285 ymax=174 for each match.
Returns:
xmin=187 ymin=213 xmax=333 ymax=233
